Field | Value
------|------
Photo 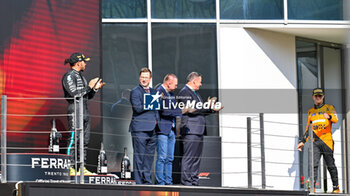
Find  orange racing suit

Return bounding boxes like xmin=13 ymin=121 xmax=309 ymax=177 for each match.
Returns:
xmin=300 ymin=103 xmax=339 ymax=188
xmin=301 ymin=103 xmax=338 ymax=150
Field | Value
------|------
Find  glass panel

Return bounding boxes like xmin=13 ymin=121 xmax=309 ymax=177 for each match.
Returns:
xmin=102 ymin=0 xmax=147 ymax=18
xmin=220 ymin=0 xmax=283 ymax=19
xmin=152 ymin=23 xmax=219 ymax=136
xmin=323 ymin=47 xmax=343 ymax=191
xmin=102 ymin=23 xmax=148 ymax=172
xmin=288 ymin=0 xmax=343 ymax=20
xmin=296 ymin=40 xmax=318 ymax=190
xmin=151 ymin=0 xmax=216 ymax=19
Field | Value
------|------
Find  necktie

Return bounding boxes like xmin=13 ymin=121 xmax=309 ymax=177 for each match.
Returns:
xmin=194 ymin=91 xmax=202 ymax=102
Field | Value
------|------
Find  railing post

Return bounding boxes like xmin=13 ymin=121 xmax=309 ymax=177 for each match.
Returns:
xmin=323 ymin=159 xmax=327 ymax=192
xmin=260 ymin=113 xmax=266 ymax=189
xmin=78 ymin=96 xmax=84 ymax=184
xmin=310 ymin=120 xmax=314 ymax=192
xmin=1 ymin=95 xmax=7 ymax=183
xmin=283 ymin=0 xmax=288 ymax=25
xmin=247 ymin=117 xmax=252 ymax=188
xmin=73 ymin=96 xmax=78 ymax=184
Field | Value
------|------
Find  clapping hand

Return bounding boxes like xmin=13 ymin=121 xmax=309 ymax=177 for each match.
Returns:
xmin=208 ymin=96 xmax=223 ymax=112
xmin=182 ymin=107 xmax=196 ymax=114
xmin=212 ymin=105 xmax=224 ymax=112
xmin=95 ymin=79 xmax=106 ymax=89
xmin=209 ymin=96 xmax=217 ymax=103
xmin=89 ymin=77 xmax=105 ymax=90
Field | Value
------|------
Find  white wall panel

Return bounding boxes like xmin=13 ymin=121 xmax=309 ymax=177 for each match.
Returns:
xmin=219 ymin=26 xmax=299 ymax=190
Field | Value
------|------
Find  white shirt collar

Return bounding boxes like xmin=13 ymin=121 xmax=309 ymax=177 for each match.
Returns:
xmin=141 ymin=84 xmax=150 ymax=89
xmin=161 ymin=84 xmax=169 ymax=93
xmin=186 ymin=84 xmax=196 ymax=92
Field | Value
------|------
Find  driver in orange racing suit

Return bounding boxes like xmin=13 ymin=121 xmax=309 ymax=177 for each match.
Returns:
xmin=297 ymin=88 xmax=339 ymax=193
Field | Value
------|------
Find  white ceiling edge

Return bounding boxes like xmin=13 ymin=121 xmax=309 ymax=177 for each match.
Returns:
xmin=220 ymin=23 xmax=350 ymax=45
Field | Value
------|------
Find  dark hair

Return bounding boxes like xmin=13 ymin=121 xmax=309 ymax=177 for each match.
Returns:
xmin=186 ymin=72 xmax=201 ymax=83
xmin=64 ymin=58 xmax=75 ymax=66
xmin=139 ymin=67 xmax=152 ymax=77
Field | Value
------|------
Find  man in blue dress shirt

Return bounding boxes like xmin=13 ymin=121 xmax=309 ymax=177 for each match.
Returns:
xmin=155 ymin=74 xmax=182 ymax=185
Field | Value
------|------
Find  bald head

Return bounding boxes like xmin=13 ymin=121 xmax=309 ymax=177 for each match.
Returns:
xmin=163 ymin=73 xmax=178 ymax=92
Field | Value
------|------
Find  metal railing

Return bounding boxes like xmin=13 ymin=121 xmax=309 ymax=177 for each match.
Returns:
xmin=246 ymin=114 xmax=266 ymax=189
xmin=1 ymin=95 xmax=7 ymax=183
xmin=0 ymin=95 xmax=85 ymax=184
xmin=0 ymin=95 xmax=346 ymax=193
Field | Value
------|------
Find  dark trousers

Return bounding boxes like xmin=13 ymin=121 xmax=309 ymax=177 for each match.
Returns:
xmin=131 ymin=130 xmax=157 ymax=184
xmin=313 ymin=139 xmax=338 ymax=187
xmin=181 ymin=134 xmax=203 ymax=186
xmin=67 ymin=104 xmax=90 ymax=165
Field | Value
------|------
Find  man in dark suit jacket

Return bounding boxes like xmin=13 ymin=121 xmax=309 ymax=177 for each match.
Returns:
xmin=129 ymin=67 xmax=159 ymax=184
xmin=155 ymin=74 xmax=182 ymax=185
xmin=178 ymin=72 xmax=223 ymax=186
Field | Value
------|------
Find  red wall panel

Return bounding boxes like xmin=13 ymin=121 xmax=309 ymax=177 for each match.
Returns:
xmin=0 ymin=0 xmax=100 ymax=151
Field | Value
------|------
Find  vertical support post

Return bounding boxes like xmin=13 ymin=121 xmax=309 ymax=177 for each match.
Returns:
xmin=1 ymin=95 xmax=7 ymax=183
xmin=323 ymin=159 xmax=328 ymax=192
xmin=147 ymin=0 xmax=153 ymax=86
xmin=73 ymin=96 xmax=78 ymax=184
xmin=242 ymin=0 xmax=248 ymax=19
xmin=247 ymin=117 xmax=252 ymax=188
xmin=78 ymin=96 xmax=84 ymax=184
xmin=310 ymin=122 xmax=315 ymax=192
xmin=283 ymin=0 xmax=288 ymax=25
xmin=260 ymin=113 xmax=266 ymax=189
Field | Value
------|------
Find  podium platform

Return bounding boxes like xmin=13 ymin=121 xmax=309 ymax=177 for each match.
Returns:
xmin=0 ymin=182 xmax=309 ymax=196
xmin=0 ymin=153 xmax=309 ymax=196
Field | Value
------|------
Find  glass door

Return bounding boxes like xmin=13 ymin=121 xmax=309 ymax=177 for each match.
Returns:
xmin=297 ymin=40 xmax=318 ymax=190
xmin=322 ymin=46 xmax=343 ymax=192
xmin=297 ymin=39 xmax=344 ymax=192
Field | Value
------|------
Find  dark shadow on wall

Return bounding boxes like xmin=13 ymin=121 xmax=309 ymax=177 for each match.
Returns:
xmin=288 ymin=136 xmax=301 ymax=190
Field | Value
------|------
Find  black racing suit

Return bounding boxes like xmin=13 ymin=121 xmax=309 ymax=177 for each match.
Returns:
xmin=62 ymin=68 xmax=96 ymax=165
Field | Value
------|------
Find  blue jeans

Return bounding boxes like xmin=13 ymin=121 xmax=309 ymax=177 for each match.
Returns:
xmin=156 ymin=130 xmax=175 ymax=185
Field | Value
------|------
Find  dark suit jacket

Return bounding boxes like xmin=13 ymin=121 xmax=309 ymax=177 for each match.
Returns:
xmin=177 ymin=85 xmax=212 ymax=135
xmin=129 ymin=84 xmax=159 ymax=132
xmin=156 ymin=85 xmax=182 ymax=135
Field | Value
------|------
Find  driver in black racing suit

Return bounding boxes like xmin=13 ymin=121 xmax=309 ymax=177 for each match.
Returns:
xmin=62 ymin=52 xmax=105 ymax=175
